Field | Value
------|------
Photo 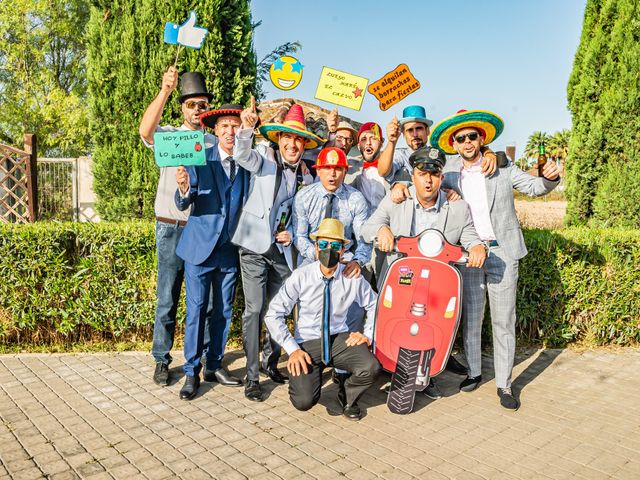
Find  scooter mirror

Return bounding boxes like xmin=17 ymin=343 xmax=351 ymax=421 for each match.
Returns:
xmin=417 ymin=229 xmax=444 ymax=258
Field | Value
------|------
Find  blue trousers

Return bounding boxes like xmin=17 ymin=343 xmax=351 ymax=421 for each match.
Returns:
xmin=152 ymin=221 xmax=214 ymax=365
xmin=183 ymin=252 xmax=238 ymax=377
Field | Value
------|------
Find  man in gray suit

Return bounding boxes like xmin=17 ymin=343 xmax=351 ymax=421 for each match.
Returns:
xmin=430 ymin=109 xmax=560 ymax=410
xmin=362 ymin=146 xmax=487 ymax=399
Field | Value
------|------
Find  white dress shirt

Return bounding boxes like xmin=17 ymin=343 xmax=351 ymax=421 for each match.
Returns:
xmin=459 ymin=156 xmax=497 ymax=241
xmin=264 ymin=261 xmax=378 ymax=354
xmin=411 ymin=191 xmax=441 ymax=236
xmin=217 ymin=144 xmax=234 ymax=179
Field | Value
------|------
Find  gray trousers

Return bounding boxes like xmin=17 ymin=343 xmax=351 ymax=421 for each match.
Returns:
xmin=460 ymin=246 xmax=519 ymax=388
xmin=239 ymin=245 xmax=291 ymax=381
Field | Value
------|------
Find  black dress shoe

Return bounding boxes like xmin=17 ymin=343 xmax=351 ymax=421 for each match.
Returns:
xmin=259 ymin=366 xmax=289 ymax=384
xmin=423 ymin=378 xmax=443 ymax=400
xmin=203 ymin=368 xmax=242 ymax=386
xmin=342 ymin=403 xmax=361 ymax=421
xmin=497 ymin=387 xmax=519 ymax=410
xmin=445 ymin=356 xmax=468 ymax=376
xmin=179 ymin=375 xmax=200 ymax=400
xmin=244 ymin=380 xmax=264 ymax=402
xmin=460 ymin=375 xmax=482 ymax=392
xmin=153 ymin=363 xmax=170 ymax=386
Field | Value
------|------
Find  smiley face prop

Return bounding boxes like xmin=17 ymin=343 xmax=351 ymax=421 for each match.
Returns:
xmin=269 ymin=56 xmax=304 ymax=90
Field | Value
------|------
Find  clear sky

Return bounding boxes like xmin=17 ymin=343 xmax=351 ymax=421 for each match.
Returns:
xmin=251 ymin=0 xmax=586 ymax=158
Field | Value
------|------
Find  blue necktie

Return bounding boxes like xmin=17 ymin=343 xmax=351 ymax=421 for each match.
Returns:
xmin=321 ymin=277 xmax=333 ymax=364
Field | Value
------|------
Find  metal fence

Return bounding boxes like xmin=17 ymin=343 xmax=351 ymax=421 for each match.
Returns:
xmin=37 ymin=158 xmax=78 ymax=221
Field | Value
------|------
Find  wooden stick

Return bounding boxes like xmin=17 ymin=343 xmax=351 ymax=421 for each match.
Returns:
xmin=173 ymin=44 xmax=182 ymax=67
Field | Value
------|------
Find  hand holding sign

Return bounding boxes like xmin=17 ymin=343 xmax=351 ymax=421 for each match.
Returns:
xmin=327 ymin=108 xmax=339 ymax=134
xmin=387 ymin=115 xmax=400 ymax=143
xmin=161 ymin=66 xmax=178 ymax=94
xmin=176 ymin=166 xmax=190 ymax=195
xmin=164 ymin=11 xmax=208 ymax=49
xmin=240 ymin=95 xmax=259 ymax=130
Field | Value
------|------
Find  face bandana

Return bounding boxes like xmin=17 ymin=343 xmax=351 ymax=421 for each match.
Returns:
xmin=318 ymin=247 xmax=340 ymax=268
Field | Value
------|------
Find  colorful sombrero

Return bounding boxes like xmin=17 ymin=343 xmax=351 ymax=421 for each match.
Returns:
xmin=429 ymin=109 xmax=504 ymax=154
xmin=259 ymin=104 xmax=324 ymax=150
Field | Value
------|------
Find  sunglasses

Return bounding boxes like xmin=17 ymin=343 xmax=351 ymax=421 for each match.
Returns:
xmin=453 ymin=132 xmax=480 ymax=143
xmin=184 ymin=100 xmax=209 ymax=110
xmin=316 ymin=240 xmax=343 ymax=251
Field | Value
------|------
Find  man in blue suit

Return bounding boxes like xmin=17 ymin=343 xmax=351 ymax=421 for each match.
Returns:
xmin=174 ymin=104 xmax=250 ymax=400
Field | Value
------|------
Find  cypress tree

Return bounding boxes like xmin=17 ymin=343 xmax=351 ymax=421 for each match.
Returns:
xmin=566 ymin=0 xmax=640 ymax=227
xmin=87 ymin=0 xmax=257 ymax=219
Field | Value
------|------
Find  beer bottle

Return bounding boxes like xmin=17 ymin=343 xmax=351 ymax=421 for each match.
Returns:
xmin=537 ymin=142 xmax=547 ymax=177
xmin=276 ymin=211 xmax=288 ymax=233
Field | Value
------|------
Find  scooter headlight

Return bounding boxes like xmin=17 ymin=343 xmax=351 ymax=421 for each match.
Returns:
xmin=417 ymin=229 xmax=445 ymax=258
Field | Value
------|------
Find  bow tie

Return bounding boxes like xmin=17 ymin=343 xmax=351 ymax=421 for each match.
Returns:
xmin=282 ymin=161 xmax=299 ymax=172
xmin=363 ymin=160 xmax=378 ymax=169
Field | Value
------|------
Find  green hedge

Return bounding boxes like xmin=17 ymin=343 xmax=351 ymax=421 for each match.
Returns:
xmin=1 ymin=222 xmax=639 ymax=348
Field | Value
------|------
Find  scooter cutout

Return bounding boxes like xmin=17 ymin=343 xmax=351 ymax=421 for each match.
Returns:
xmin=373 ymin=229 xmax=467 ymax=414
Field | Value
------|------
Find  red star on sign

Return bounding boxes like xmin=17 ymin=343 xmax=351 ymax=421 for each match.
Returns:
xmin=352 ymin=86 xmax=363 ymax=98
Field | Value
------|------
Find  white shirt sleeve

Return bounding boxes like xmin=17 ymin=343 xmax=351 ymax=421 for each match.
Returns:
xmin=263 ymin=272 xmax=303 ymax=354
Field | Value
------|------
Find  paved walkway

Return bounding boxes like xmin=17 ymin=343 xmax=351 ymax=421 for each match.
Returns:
xmin=1 ymin=348 xmax=639 ymax=479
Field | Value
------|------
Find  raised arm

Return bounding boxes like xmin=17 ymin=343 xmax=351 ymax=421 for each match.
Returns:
xmin=139 ymin=66 xmax=178 ymax=145
xmin=377 ymin=116 xmax=400 ymax=177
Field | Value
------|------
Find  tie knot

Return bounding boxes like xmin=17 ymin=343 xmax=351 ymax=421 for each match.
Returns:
xmin=323 ymin=276 xmax=333 ymax=286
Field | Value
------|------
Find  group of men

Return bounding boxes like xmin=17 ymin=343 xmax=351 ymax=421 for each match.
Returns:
xmin=140 ymin=67 xmax=560 ymax=420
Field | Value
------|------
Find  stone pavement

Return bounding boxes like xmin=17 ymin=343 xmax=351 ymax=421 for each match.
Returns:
xmin=1 ymin=348 xmax=639 ymax=480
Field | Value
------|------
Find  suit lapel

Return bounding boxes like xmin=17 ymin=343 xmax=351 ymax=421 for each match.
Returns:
xmin=485 ymin=170 xmax=498 ymax=211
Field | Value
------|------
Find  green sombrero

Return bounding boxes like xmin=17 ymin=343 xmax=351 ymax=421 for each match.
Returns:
xmin=258 ymin=103 xmax=324 ymax=150
xmin=429 ymin=109 xmax=504 ymax=154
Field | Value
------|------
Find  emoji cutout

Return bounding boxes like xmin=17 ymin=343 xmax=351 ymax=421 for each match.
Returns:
xmin=269 ymin=56 xmax=304 ymax=90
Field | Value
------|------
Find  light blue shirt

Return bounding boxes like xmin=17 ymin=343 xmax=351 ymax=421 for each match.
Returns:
xmin=264 ymin=262 xmax=378 ymax=354
xmin=292 ymin=182 xmax=372 ymax=265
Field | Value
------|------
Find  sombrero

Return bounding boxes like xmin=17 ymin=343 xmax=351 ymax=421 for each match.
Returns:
xmin=259 ymin=104 xmax=324 ymax=150
xmin=200 ymin=104 xmax=248 ymax=129
xmin=429 ymin=109 xmax=504 ymax=154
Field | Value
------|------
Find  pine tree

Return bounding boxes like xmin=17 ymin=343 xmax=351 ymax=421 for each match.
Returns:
xmin=87 ymin=0 xmax=257 ymax=219
xmin=566 ymin=0 xmax=640 ymax=227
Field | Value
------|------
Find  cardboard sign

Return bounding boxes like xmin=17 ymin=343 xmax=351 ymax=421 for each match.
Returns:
xmin=269 ymin=56 xmax=304 ymax=90
xmin=154 ymin=130 xmax=206 ymax=167
xmin=314 ymin=67 xmax=368 ymax=111
xmin=368 ymin=64 xmax=421 ymax=111
xmin=164 ymin=11 xmax=208 ymax=49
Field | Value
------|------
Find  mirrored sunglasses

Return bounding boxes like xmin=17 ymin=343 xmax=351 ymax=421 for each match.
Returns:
xmin=184 ymin=100 xmax=209 ymax=110
xmin=316 ymin=240 xmax=343 ymax=251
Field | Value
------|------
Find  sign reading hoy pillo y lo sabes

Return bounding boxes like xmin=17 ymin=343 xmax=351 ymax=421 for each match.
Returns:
xmin=154 ymin=131 xmax=206 ymax=167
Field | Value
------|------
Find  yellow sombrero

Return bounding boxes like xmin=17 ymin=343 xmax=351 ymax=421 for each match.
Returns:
xmin=429 ymin=109 xmax=504 ymax=154
xmin=258 ymin=103 xmax=324 ymax=150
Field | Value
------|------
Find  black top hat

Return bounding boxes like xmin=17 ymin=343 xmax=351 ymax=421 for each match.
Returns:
xmin=178 ymin=72 xmax=213 ymax=103
xmin=200 ymin=104 xmax=244 ymax=129
xmin=409 ymin=146 xmax=446 ymax=172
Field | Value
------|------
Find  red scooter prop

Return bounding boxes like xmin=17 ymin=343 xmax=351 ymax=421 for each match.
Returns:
xmin=373 ymin=229 xmax=467 ymax=414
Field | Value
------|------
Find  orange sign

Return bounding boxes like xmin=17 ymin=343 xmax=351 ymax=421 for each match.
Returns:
xmin=368 ymin=64 xmax=421 ymax=111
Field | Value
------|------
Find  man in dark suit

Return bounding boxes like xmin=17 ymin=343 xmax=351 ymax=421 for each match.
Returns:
xmin=174 ymin=105 xmax=250 ymax=400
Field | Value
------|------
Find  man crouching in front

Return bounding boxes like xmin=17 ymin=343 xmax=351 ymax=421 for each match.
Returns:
xmin=264 ymin=218 xmax=381 ymax=420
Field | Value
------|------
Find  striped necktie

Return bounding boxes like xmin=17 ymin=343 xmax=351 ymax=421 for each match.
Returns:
xmin=321 ymin=277 xmax=333 ymax=365
xmin=228 ymin=157 xmax=236 ymax=183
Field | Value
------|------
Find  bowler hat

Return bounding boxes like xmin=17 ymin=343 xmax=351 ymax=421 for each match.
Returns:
xmin=178 ymin=72 xmax=213 ymax=103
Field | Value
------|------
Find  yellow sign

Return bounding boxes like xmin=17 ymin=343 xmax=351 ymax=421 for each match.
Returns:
xmin=368 ymin=64 xmax=421 ymax=111
xmin=314 ymin=66 xmax=368 ymax=111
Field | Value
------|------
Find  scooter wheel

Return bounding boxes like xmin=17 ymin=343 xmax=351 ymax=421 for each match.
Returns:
xmin=387 ymin=347 xmax=420 ymax=414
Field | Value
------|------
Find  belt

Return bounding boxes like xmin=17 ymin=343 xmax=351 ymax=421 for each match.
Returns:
xmin=156 ymin=216 xmax=187 ymax=227
xmin=487 ymin=240 xmax=499 ymax=247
